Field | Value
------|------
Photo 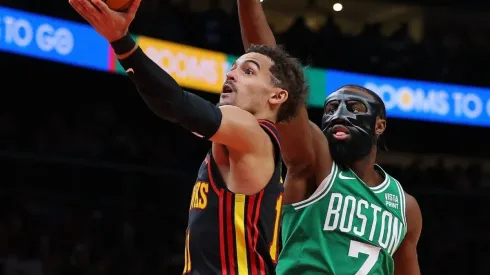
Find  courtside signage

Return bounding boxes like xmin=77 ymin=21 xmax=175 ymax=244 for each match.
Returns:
xmin=3 ymin=7 xmax=490 ymax=127
xmin=326 ymin=70 xmax=490 ymax=127
xmin=136 ymin=35 xmax=230 ymax=94
xmin=0 ymin=6 xmax=110 ymax=71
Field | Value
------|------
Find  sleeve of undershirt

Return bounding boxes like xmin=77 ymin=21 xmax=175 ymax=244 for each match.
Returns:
xmin=115 ymin=44 xmax=222 ymax=139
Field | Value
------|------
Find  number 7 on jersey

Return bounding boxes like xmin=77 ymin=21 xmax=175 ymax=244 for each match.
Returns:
xmin=348 ymin=240 xmax=381 ymax=275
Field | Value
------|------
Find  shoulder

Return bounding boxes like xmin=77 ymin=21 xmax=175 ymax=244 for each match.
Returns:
xmin=257 ymin=119 xmax=281 ymax=145
xmin=404 ymin=192 xmax=422 ymax=241
xmin=215 ymin=106 xmax=271 ymax=152
xmin=393 ymin=191 xmax=422 ymax=274
xmin=386 ymin=176 xmax=421 ymax=237
xmin=392 ymin=177 xmax=422 ymax=229
xmin=218 ymin=105 xmax=258 ymax=125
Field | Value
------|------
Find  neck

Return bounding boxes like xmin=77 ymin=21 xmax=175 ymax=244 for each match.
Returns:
xmin=255 ymin=111 xmax=277 ymax=124
xmin=349 ymin=148 xmax=382 ymax=187
xmin=259 ymin=118 xmax=277 ymax=124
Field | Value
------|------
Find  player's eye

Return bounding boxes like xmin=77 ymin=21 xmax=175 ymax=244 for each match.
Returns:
xmin=325 ymin=104 xmax=338 ymax=114
xmin=348 ymin=101 xmax=367 ymax=113
xmin=245 ymin=69 xmax=254 ymax=75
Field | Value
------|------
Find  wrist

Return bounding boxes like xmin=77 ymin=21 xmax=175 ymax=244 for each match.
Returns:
xmin=110 ymin=33 xmax=136 ymax=55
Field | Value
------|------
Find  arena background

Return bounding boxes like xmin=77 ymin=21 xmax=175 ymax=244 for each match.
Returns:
xmin=1 ymin=0 xmax=490 ymax=274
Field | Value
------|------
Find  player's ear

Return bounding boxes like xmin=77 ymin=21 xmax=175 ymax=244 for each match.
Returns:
xmin=269 ymin=88 xmax=288 ymax=105
xmin=375 ymin=117 xmax=386 ymax=137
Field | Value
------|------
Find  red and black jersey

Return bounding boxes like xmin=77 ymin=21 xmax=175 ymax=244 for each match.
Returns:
xmin=183 ymin=120 xmax=283 ymax=275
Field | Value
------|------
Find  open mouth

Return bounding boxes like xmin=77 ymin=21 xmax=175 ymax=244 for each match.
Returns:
xmin=222 ymin=83 xmax=234 ymax=94
xmin=331 ymin=124 xmax=350 ymax=140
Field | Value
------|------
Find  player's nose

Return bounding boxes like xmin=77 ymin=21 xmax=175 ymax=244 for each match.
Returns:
xmin=226 ymin=70 xmax=237 ymax=82
xmin=331 ymin=117 xmax=348 ymax=126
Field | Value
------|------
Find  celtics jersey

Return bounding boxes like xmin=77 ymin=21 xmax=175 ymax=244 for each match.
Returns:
xmin=277 ymin=162 xmax=407 ymax=275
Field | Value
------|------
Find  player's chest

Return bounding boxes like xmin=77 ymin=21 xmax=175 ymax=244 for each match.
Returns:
xmin=318 ymin=191 xmax=405 ymax=254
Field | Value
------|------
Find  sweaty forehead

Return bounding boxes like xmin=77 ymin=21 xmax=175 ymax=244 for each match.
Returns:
xmin=236 ymin=52 xmax=274 ymax=68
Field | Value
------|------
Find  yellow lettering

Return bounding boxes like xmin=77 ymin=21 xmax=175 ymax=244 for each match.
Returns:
xmin=270 ymin=193 xmax=283 ymax=263
xmin=189 ymin=181 xmax=209 ymax=210
xmin=189 ymin=183 xmax=199 ymax=210
xmin=199 ymin=182 xmax=209 ymax=209
xmin=137 ymin=36 xmax=227 ymax=94
xmin=183 ymin=229 xmax=191 ymax=273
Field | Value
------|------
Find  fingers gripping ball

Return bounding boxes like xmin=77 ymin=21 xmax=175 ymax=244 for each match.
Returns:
xmin=104 ymin=0 xmax=134 ymax=12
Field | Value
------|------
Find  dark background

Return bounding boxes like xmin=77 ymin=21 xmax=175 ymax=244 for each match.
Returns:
xmin=0 ymin=0 xmax=489 ymax=274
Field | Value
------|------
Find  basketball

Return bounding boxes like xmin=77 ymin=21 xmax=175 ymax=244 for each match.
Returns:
xmin=104 ymin=0 xmax=134 ymax=12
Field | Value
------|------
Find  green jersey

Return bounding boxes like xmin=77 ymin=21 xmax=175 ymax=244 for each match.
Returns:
xmin=277 ymin=162 xmax=407 ymax=275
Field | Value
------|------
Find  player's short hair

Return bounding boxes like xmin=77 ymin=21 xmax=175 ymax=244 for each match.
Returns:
xmin=246 ymin=44 xmax=309 ymax=122
xmin=342 ymin=85 xmax=387 ymax=119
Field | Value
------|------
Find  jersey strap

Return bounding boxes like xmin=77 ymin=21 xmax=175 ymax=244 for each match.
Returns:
xmin=258 ymin=120 xmax=281 ymax=169
xmin=290 ymin=162 xmax=339 ymax=211
xmin=392 ymin=178 xmax=408 ymax=228
xmin=258 ymin=120 xmax=281 ymax=149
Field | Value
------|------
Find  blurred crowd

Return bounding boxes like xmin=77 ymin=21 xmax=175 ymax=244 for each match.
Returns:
xmin=0 ymin=101 xmax=488 ymax=274
xmin=0 ymin=104 xmax=487 ymax=193
xmin=0 ymin=194 xmax=189 ymax=275
xmin=0 ymin=190 xmax=488 ymax=275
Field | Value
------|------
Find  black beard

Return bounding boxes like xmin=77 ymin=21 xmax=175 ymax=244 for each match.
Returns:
xmin=326 ymin=129 xmax=374 ymax=165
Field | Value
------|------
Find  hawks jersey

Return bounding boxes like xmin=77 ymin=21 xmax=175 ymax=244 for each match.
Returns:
xmin=277 ymin=162 xmax=408 ymax=275
xmin=183 ymin=120 xmax=283 ymax=275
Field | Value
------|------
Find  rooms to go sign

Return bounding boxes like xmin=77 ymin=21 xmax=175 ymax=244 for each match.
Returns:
xmin=138 ymin=35 xmax=230 ymax=94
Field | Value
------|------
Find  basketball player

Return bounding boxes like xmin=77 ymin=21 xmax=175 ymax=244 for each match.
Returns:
xmin=237 ymin=1 xmax=422 ymax=274
xmin=69 ymin=0 xmax=308 ymax=274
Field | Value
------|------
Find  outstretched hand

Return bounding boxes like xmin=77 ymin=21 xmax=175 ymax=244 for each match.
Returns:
xmin=69 ymin=0 xmax=141 ymax=42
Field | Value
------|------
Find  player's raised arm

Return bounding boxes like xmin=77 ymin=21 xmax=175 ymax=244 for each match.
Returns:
xmin=238 ymin=0 xmax=276 ymax=48
xmin=237 ymin=0 xmax=320 ymax=179
xmin=69 ymin=0 xmax=275 ymax=152
xmin=114 ymin=42 xmax=274 ymax=152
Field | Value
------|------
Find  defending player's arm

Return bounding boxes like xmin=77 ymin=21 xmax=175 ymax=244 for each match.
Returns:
xmin=238 ymin=0 xmax=326 ymax=188
xmin=393 ymin=194 xmax=422 ymax=275
xmin=111 ymin=36 xmax=270 ymax=152
xmin=238 ymin=0 xmax=276 ymax=48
